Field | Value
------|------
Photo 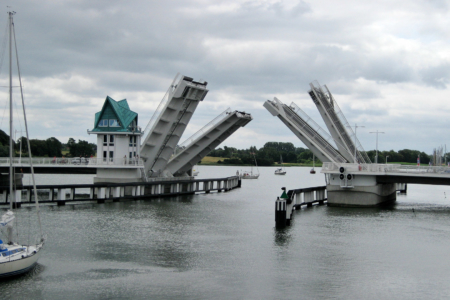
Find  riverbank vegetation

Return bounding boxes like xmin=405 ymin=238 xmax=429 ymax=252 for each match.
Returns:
xmin=202 ymin=142 xmax=434 ymax=166
xmin=0 ymin=130 xmax=96 ymax=158
xmin=0 ymin=130 xmax=439 ymax=165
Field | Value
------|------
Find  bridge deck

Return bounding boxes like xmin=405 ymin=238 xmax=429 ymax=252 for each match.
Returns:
xmin=0 ymin=157 xmax=143 ymax=174
xmin=322 ymin=162 xmax=450 ymax=185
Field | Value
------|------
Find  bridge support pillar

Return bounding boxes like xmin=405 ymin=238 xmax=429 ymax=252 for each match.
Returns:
xmin=57 ymin=188 xmax=66 ymax=206
xmin=305 ymin=191 xmax=313 ymax=207
xmin=98 ymin=188 xmax=106 ymax=199
xmin=316 ymin=189 xmax=326 ymax=205
xmin=113 ymin=187 xmax=121 ymax=201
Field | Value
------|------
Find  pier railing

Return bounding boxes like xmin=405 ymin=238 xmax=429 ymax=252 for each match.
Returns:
xmin=0 ymin=157 xmax=144 ymax=167
xmin=275 ymin=186 xmax=327 ymax=227
xmin=322 ymin=162 xmax=450 ymax=175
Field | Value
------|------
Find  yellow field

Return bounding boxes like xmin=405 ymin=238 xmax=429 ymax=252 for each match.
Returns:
xmin=200 ymin=156 xmax=226 ymax=164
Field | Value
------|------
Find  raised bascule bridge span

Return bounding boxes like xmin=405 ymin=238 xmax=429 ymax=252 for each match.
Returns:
xmin=266 ymin=80 xmax=449 ymax=227
xmin=0 ymin=73 xmax=252 ymax=190
xmin=166 ymin=108 xmax=252 ymax=177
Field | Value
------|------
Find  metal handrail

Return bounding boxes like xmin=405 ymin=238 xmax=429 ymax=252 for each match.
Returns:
xmin=173 ymin=108 xmax=233 ymax=156
xmin=0 ymin=157 xmax=144 ymax=166
xmin=288 ymin=101 xmax=354 ymax=161
xmin=310 ymin=82 xmax=371 ymax=163
xmin=322 ymin=162 xmax=450 ymax=175
xmin=268 ymin=98 xmax=347 ymax=163
xmin=141 ymin=73 xmax=181 ymax=145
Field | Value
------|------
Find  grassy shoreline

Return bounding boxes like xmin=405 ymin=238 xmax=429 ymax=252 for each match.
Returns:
xmin=199 ymin=156 xmax=322 ymax=167
xmin=199 ymin=156 xmax=424 ymax=167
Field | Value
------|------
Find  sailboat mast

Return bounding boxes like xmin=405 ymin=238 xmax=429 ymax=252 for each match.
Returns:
xmin=8 ymin=11 xmax=15 ymax=210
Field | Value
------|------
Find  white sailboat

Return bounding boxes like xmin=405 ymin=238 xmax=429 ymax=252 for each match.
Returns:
xmin=0 ymin=11 xmax=45 ymax=279
xmin=241 ymin=153 xmax=259 ymax=179
xmin=274 ymin=155 xmax=286 ymax=175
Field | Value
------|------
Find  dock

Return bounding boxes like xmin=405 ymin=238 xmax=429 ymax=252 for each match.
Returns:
xmin=0 ymin=175 xmax=241 ymax=207
xmin=275 ymin=186 xmax=327 ymax=227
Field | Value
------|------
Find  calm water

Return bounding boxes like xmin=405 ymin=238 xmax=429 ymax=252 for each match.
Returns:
xmin=2 ymin=166 xmax=450 ymax=299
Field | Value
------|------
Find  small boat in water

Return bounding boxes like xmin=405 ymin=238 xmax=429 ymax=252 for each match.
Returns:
xmin=274 ymin=168 xmax=286 ymax=175
xmin=241 ymin=171 xmax=259 ymax=179
xmin=241 ymin=153 xmax=260 ymax=179
xmin=274 ymin=155 xmax=286 ymax=175
xmin=0 ymin=11 xmax=45 ymax=279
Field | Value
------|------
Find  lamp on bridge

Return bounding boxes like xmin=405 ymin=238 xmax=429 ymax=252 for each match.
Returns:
xmin=348 ymin=124 xmax=364 ymax=163
xmin=369 ymin=130 xmax=385 ymax=164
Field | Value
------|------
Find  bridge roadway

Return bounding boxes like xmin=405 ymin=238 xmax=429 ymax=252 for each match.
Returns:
xmin=322 ymin=162 xmax=450 ymax=185
xmin=0 ymin=157 xmax=143 ymax=175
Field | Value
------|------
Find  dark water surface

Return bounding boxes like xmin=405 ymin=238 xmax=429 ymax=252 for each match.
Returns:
xmin=2 ymin=166 xmax=450 ymax=299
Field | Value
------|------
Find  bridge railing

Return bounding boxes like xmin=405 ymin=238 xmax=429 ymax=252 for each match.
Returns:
xmin=0 ymin=157 xmax=144 ymax=167
xmin=172 ymin=108 xmax=233 ymax=156
xmin=322 ymin=162 xmax=450 ymax=175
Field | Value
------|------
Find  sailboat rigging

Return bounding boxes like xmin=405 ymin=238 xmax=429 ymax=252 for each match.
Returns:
xmin=0 ymin=11 xmax=45 ymax=279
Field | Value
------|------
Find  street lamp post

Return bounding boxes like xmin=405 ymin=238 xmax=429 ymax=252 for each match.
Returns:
xmin=369 ymin=130 xmax=385 ymax=164
xmin=348 ymin=124 xmax=365 ymax=163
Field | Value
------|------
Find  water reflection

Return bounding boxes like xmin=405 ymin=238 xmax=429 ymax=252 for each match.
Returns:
xmin=273 ymin=226 xmax=292 ymax=247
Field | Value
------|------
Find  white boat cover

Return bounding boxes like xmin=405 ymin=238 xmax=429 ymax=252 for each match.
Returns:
xmin=0 ymin=210 xmax=15 ymax=229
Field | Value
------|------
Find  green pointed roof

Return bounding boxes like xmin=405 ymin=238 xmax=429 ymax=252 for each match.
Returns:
xmin=91 ymin=96 xmax=139 ymax=132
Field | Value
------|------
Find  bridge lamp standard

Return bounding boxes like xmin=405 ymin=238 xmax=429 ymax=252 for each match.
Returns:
xmin=369 ymin=130 xmax=385 ymax=164
xmin=348 ymin=124 xmax=365 ymax=163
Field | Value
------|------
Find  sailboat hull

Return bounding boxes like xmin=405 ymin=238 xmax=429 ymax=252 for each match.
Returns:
xmin=0 ymin=248 xmax=41 ymax=279
xmin=242 ymin=175 xmax=259 ymax=179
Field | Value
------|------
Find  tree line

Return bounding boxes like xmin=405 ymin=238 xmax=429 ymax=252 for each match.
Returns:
xmin=0 ymin=130 xmax=440 ymax=165
xmin=207 ymin=142 xmax=435 ymax=166
xmin=0 ymin=130 xmax=96 ymax=158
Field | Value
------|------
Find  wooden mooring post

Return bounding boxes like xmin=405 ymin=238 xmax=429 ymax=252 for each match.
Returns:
xmin=275 ymin=186 xmax=327 ymax=228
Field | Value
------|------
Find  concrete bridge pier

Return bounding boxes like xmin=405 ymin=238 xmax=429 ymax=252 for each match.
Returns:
xmin=326 ymin=168 xmax=397 ymax=207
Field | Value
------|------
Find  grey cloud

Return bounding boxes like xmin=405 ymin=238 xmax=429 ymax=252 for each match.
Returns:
xmin=1 ymin=0 xmax=450 ymax=152
xmin=420 ymin=63 xmax=450 ymax=89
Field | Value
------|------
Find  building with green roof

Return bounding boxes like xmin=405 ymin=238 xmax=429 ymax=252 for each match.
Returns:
xmin=88 ymin=96 xmax=142 ymax=168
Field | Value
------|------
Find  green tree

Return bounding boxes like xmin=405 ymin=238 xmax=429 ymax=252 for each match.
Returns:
xmin=69 ymin=139 xmax=95 ymax=157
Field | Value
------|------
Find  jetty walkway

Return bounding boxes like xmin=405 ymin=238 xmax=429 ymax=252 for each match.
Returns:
xmin=0 ymin=175 xmax=240 ymax=207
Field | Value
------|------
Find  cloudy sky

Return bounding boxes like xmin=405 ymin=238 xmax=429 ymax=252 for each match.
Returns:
xmin=0 ymin=0 xmax=449 ymax=154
